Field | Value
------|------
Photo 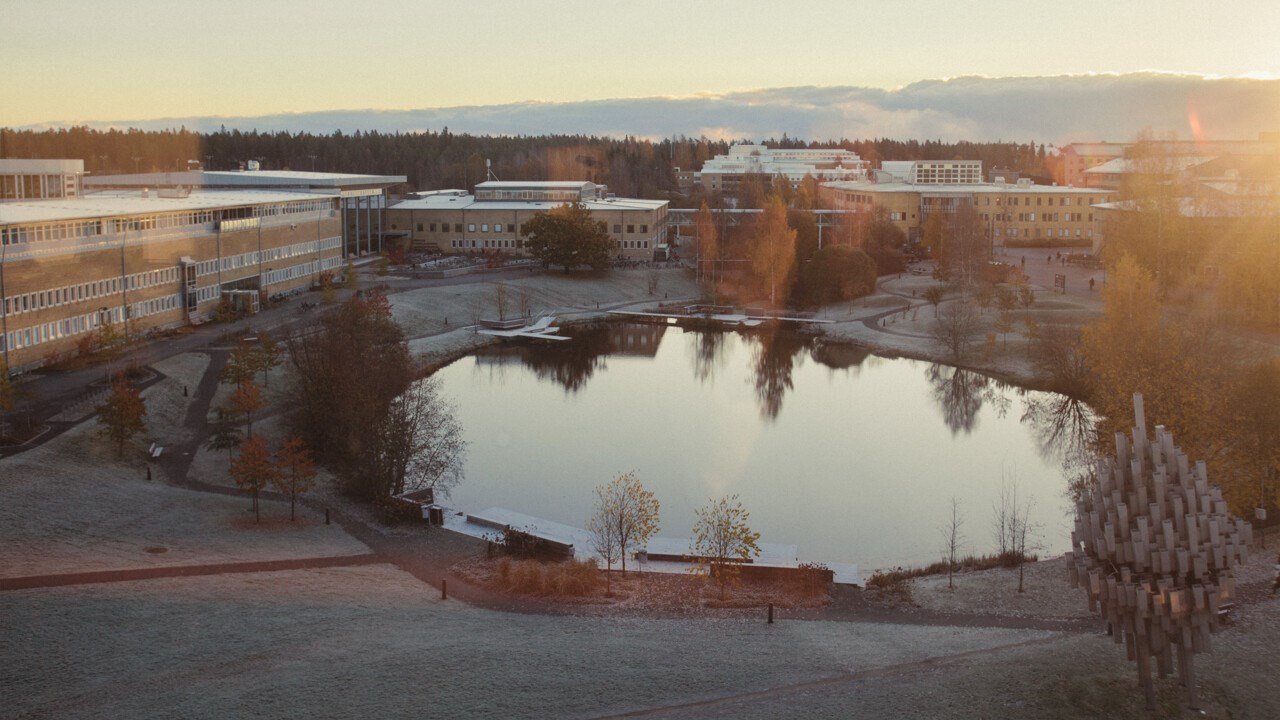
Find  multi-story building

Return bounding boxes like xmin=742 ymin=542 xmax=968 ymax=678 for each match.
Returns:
xmin=1056 ymin=136 xmax=1280 ymax=189
xmin=84 ymin=168 xmax=405 ymax=255
xmin=387 ymin=181 xmax=669 ymax=261
xmin=695 ymin=144 xmax=869 ymax=197
xmin=1 ymin=187 xmax=344 ymax=371
xmin=822 ymin=174 xmax=1116 ymax=248
xmin=1 ymin=159 xmax=85 ymax=201
xmin=876 ymin=160 xmax=983 ymax=185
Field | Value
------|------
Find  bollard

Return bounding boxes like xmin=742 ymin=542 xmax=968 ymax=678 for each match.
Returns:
xmin=183 ymin=385 xmax=188 ymax=397
xmin=768 ymin=603 xmax=774 ymax=624
xmin=146 ymin=466 xmax=152 ymax=481
xmin=325 ymin=508 xmax=330 ymax=525
xmin=442 ymin=579 xmax=448 ymax=601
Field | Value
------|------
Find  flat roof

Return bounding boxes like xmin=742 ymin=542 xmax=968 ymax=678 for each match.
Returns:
xmin=85 ymin=169 xmax=405 ymax=189
xmin=475 ymin=180 xmax=596 ymax=189
xmin=824 ymin=181 xmax=1113 ymax=195
xmin=0 ymin=189 xmax=336 ymax=225
xmin=391 ymin=194 xmax=666 ymax=212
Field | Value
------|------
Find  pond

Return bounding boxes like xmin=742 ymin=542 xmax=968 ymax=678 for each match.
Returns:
xmin=433 ymin=322 xmax=1093 ymax=571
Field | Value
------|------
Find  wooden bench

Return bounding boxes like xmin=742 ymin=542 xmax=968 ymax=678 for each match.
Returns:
xmin=147 ymin=443 xmax=164 ymax=459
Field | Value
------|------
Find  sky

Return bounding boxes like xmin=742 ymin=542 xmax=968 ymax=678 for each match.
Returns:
xmin=3 ymin=0 xmax=1280 ymax=140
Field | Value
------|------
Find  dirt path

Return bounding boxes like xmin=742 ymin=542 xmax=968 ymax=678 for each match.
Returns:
xmin=0 ymin=553 xmax=382 ymax=591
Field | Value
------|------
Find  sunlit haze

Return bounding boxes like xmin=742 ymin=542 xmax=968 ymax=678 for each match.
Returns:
xmin=4 ymin=0 xmax=1280 ymax=133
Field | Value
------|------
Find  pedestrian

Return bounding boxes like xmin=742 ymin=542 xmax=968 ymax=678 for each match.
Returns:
xmin=1047 ymin=255 xmax=1052 ymax=264
xmin=1021 ymin=255 xmax=1026 ymax=267
xmin=1089 ymin=277 xmax=1095 ymax=291
xmin=1273 ymin=554 xmax=1280 ymax=594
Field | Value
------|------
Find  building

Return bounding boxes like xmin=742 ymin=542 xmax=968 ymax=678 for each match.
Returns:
xmin=876 ymin=160 xmax=983 ymax=185
xmin=84 ymin=168 xmax=405 ymax=255
xmin=822 ymin=172 xmax=1116 ymax=248
xmin=1 ymin=187 xmax=343 ymax=371
xmin=1 ymin=159 xmax=85 ymax=201
xmin=695 ymin=144 xmax=869 ymax=197
xmin=1056 ymin=136 xmax=1280 ymax=189
xmin=386 ymin=181 xmax=669 ymax=261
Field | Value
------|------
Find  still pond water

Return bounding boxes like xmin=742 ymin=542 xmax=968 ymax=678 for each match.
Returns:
xmin=434 ymin=322 xmax=1091 ymax=571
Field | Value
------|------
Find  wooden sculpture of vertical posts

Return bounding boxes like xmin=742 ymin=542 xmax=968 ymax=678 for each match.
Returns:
xmin=1069 ymin=393 xmax=1252 ymax=710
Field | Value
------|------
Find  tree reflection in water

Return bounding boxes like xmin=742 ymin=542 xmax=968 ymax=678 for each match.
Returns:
xmin=474 ymin=323 xmax=669 ymax=393
xmin=688 ymin=329 xmax=728 ymax=383
xmin=1020 ymin=393 xmax=1097 ymax=476
xmin=926 ymin=364 xmax=1011 ymax=435
xmin=748 ymin=329 xmax=809 ymax=420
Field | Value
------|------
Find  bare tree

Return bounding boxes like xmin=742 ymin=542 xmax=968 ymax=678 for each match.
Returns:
xmin=646 ymin=269 xmax=660 ymax=296
xmin=931 ymin=299 xmax=982 ymax=362
xmin=369 ymin=376 xmax=467 ymax=499
xmin=993 ymin=472 xmax=1037 ymax=592
xmin=518 ymin=286 xmax=533 ymax=319
xmin=940 ymin=496 xmax=965 ymax=590
xmin=493 ymin=282 xmax=510 ymax=321
xmin=587 ymin=484 xmax=621 ymax=595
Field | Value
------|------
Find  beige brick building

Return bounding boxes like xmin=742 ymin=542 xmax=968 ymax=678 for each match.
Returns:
xmin=1 ymin=189 xmax=343 ymax=371
xmin=388 ymin=181 xmax=669 ymax=261
xmin=822 ymin=178 xmax=1116 ymax=249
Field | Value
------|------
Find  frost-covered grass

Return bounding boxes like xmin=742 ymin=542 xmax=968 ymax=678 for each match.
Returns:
xmin=0 ymin=392 xmax=367 ymax=579
xmin=2 ymin=564 xmax=1050 ymax=720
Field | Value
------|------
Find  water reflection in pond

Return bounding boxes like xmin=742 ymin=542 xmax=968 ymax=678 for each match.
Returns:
xmin=435 ymin=322 xmax=1089 ymax=570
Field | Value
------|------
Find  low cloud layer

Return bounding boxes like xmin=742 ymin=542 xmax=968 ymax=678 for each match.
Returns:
xmin=24 ymin=73 xmax=1280 ymax=144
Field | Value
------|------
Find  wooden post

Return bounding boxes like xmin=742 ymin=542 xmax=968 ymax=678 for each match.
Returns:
xmin=442 ymin=579 xmax=448 ymax=601
xmin=767 ymin=603 xmax=774 ymax=624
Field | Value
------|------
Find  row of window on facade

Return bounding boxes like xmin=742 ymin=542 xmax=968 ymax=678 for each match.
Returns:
xmin=3 ymin=266 xmax=181 ymax=318
xmin=448 ymin=238 xmax=652 ymax=251
xmin=191 ymin=236 xmax=341 ymax=278
xmin=416 ymin=221 xmax=651 ymax=235
xmin=2 ymin=294 xmax=179 ymax=353
xmin=0 ymin=200 xmax=333 ymax=247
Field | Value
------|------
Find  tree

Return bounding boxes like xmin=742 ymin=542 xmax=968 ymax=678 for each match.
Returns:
xmin=221 ymin=340 xmax=258 ymax=388
xmin=96 ymin=373 xmax=147 ymax=457
xmin=493 ymin=282 xmax=509 ymax=321
xmin=593 ymin=471 xmax=660 ymax=575
xmin=751 ymin=196 xmax=797 ymax=306
xmin=923 ymin=285 xmax=945 ymax=317
xmin=366 ymin=376 xmax=467 ymax=500
xmin=940 ymin=496 xmax=964 ymax=590
xmin=273 ymin=436 xmax=317 ymax=521
xmin=798 ymin=245 xmax=877 ymax=306
xmin=343 ymin=258 xmax=359 ymax=290
xmin=288 ymin=292 xmax=419 ymax=501
xmin=587 ymin=485 xmax=622 ymax=595
xmin=931 ymin=300 xmax=982 ymax=363
xmin=229 ymin=380 xmax=264 ymax=437
xmin=689 ymin=494 xmax=762 ymax=601
xmin=0 ymin=357 xmax=14 ymax=412
xmin=993 ymin=473 xmax=1037 ymax=592
xmin=255 ymin=331 xmax=283 ymax=388
xmin=694 ymin=201 xmax=718 ymax=287
xmin=230 ymin=434 xmax=278 ymax=522
xmin=937 ymin=205 xmax=988 ymax=288
xmin=523 ymin=202 xmax=614 ymax=272
xmin=857 ymin=207 xmax=907 ymax=275
xmin=206 ymin=406 xmax=243 ymax=463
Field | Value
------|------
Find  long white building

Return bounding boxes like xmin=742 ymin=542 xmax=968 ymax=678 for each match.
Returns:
xmin=696 ymin=144 xmax=869 ymax=197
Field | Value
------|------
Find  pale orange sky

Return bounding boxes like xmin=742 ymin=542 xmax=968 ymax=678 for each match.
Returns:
xmin=3 ymin=0 xmax=1278 ymax=126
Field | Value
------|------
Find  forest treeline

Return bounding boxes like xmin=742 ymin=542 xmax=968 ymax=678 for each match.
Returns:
xmin=0 ymin=126 xmax=1049 ymax=200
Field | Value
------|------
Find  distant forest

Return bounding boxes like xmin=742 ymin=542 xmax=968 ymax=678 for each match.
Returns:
xmin=0 ymin=126 xmax=1051 ymax=202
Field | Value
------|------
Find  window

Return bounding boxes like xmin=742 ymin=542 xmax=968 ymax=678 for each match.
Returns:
xmin=627 ymin=225 xmax=635 ymax=233
xmin=454 ymin=224 xmax=463 ymax=232
xmin=640 ymin=225 xmax=648 ymax=233
xmin=507 ymin=224 xmax=515 ymax=233
xmin=613 ymin=224 xmax=621 ymax=234
xmin=468 ymin=224 xmax=476 ymax=232
xmin=417 ymin=223 xmax=424 ymax=232
xmin=481 ymin=224 xmax=489 ymax=232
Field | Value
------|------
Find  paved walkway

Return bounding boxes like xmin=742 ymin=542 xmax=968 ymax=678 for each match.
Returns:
xmin=0 ymin=554 xmax=382 ymax=592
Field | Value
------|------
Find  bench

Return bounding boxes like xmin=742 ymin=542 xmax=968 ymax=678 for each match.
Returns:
xmin=1217 ymin=602 xmax=1235 ymax=622
xmin=148 ymin=443 xmax=164 ymax=459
